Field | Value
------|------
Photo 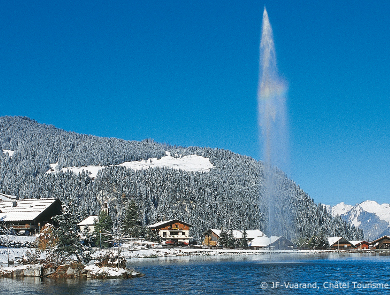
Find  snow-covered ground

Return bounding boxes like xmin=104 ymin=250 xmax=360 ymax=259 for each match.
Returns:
xmin=0 ymin=236 xmax=37 ymax=265
xmin=0 ymin=236 xmax=311 ymax=267
xmin=46 ymin=152 xmax=214 ymax=178
xmin=119 ymin=154 xmax=213 ymax=172
xmin=2 ymin=150 xmax=14 ymax=157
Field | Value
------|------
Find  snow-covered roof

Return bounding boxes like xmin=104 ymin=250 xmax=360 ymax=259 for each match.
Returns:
xmin=370 ymin=235 xmax=390 ymax=244
xmin=228 ymin=230 xmax=243 ymax=239
xmin=207 ymin=229 xmax=264 ymax=239
xmin=208 ymin=229 xmax=242 ymax=239
xmin=246 ymin=230 xmax=265 ymax=239
xmin=2 ymin=150 xmax=15 ymax=157
xmin=327 ymin=237 xmax=343 ymax=246
xmin=0 ymin=193 xmax=17 ymax=201
xmin=78 ymin=215 xmax=99 ymax=226
xmin=350 ymin=240 xmax=366 ymax=246
xmin=0 ymin=198 xmax=58 ymax=222
xmin=148 ymin=219 xmax=192 ymax=229
xmin=249 ymin=236 xmax=280 ymax=247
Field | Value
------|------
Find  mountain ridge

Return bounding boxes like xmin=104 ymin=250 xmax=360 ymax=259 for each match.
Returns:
xmin=0 ymin=116 xmax=363 ymax=242
xmin=328 ymin=200 xmax=390 ymax=241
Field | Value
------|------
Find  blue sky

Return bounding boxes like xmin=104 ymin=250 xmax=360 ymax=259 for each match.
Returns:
xmin=1 ymin=1 xmax=389 ymax=206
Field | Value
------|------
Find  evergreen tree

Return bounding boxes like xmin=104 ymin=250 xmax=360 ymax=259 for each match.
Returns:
xmin=52 ymin=205 xmax=92 ymax=264
xmin=227 ymin=229 xmax=236 ymax=248
xmin=121 ymin=199 xmax=142 ymax=238
xmin=240 ymin=229 xmax=248 ymax=249
xmin=306 ymin=233 xmax=329 ymax=250
xmin=94 ymin=210 xmax=113 ymax=248
xmin=0 ymin=116 xmax=364 ymax=245
xmin=142 ymin=227 xmax=161 ymax=243
xmin=218 ymin=229 xmax=229 ymax=248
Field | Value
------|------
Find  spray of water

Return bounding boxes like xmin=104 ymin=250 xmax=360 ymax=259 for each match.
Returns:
xmin=258 ymin=8 xmax=289 ymax=237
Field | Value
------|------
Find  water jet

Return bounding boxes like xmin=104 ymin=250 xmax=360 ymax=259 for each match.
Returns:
xmin=258 ymin=8 xmax=289 ymax=237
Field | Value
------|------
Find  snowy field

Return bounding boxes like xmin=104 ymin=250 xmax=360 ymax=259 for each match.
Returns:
xmin=0 ymin=235 xmax=321 ymax=267
xmin=0 ymin=235 xmax=38 ymax=266
xmin=46 ymin=152 xmax=214 ymax=178
xmin=0 ymin=247 xmax=315 ymax=267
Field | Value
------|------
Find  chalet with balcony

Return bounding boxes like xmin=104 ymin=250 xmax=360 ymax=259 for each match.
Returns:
xmin=370 ymin=236 xmax=390 ymax=250
xmin=327 ymin=237 xmax=355 ymax=250
xmin=0 ymin=196 xmax=62 ymax=235
xmin=148 ymin=219 xmax=192 ymax=245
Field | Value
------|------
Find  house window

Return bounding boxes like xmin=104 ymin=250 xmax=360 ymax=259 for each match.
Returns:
xmin=163 ymin=232 xmax=167 ymax=237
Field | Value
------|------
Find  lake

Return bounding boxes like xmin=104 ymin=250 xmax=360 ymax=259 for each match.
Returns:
xmin=1 ymin=252 xmax=390 ymax=294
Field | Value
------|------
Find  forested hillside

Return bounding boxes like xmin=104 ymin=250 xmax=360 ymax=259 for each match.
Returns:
xmin=0 ymin=116 xmax=363 ymax=242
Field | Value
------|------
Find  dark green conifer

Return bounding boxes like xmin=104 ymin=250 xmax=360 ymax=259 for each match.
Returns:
xmin=121 ymin=199 xmax=142 ymax=238
xmin=94 ymin=210 xmax=113 ymax=248
xmin=53 ymin=204 xmax=92 ymax=263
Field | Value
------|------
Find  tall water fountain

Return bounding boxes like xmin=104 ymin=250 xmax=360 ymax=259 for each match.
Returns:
xmin=258 ymin=8 xmax=289 ymax=237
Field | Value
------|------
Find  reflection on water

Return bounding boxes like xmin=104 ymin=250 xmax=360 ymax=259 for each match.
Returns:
xmin=1 ymin=253 xmax=390 ymax=294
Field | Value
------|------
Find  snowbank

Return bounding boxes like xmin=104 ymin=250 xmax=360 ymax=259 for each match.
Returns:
xmin=0 ymin=262 xmax=143 ymax=279
xmin=84 ymin=264 xmax=142 ymax=279
xmin=46 ymin=153 xmax=214 ymax=178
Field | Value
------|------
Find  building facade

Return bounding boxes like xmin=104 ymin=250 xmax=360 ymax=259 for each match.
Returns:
xmin=0 ymin=197 xmax=62 ymax=234
xmin=371 ymin=236 xmax=390 ymax=249
xmin=77 ymin=215 xmax=99 ymax=234
xmin=148 ymin=219 xmax=192 ymax=245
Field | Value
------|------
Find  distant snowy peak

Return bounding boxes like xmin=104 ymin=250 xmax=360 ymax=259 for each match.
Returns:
xmin=330 ymin=200 xmax=390 ymax=222
xmin=358 ymin=201 xmax=390 ymax=223
xmin=331 ymin=201 xmax=390 ymax=222
xmin=329 ymin=200 xmax=390 ymax=240
xmin=46 ymin=152 xmax=214 ymax=178
xmin=331 ymin=202 xmax=354 ymax=217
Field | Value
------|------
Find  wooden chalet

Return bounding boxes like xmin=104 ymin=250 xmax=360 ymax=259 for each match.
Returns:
xmin=148 ymin=219 xmax=192 ymax=245
xmin=203 ymin=229 xmax=240 ymax=247
xmin=249 ymin=236 xmax=294 ymax=250
xmin=350 ymin=240 xmax=370 ymax=250
xmin=0 ymin=197 xmax=62 ymax=235
xmin=269 ymin=237 xmax=295 ymax=250
xmin=203 ymin=229 xmax=265 ymax=247
xmin=370 ymin=236 xmax=390 ymax=250
xmin=203 ymin=229 xmax=219 ymax=247
xmin=327 ymin=237 xmax=355 ymax=250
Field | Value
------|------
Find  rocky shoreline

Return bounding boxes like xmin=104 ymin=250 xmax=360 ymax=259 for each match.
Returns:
xmin=2 ymin=245 xmax=388 ymax=280
xmin=0 ymin=262 xmax=143 ymax=279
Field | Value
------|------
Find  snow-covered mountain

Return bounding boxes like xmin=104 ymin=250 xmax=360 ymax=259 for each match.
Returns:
xmin=328 ymin=201 xmax=390 ymax=241
xmin=0 ymin=116 xmax=363 ymax=242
